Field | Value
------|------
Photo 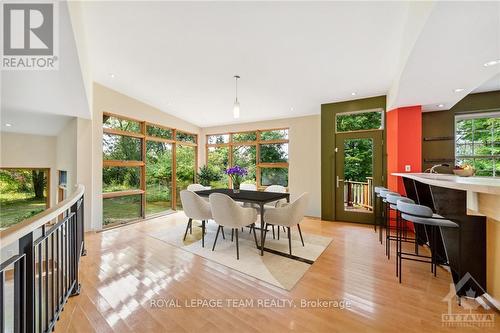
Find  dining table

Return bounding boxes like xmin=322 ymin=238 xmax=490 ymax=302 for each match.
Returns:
xmin=194 ymin=188 xmax=290 ymax=256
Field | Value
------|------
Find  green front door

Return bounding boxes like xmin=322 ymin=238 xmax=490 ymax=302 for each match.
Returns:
xmin=335 ymin=130 xmax=383 ymax=223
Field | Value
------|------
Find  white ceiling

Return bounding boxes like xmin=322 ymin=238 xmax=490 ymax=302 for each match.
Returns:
xmin=474 ymin=73 xmax=500 ymax=94
xmin=393 ymin=1 xmax=500 ymax=113
xmin=74 ymin=1 xmax=410 ymax=126
xmin=0 ymin=110 xmax=72 ymax=136
xmin=2 ymin=2 xmax=499 ymax=130
xmin=1 ymin=2 xmax=90 ymax=120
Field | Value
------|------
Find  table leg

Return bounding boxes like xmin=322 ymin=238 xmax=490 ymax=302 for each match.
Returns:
xmin=260 ymin=203 xmax=265 ymax=256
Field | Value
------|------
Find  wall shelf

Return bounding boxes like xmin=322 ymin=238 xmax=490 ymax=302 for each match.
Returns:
xmin=423 ymin=136 xmax=454 ymax=142
xmin=424 ymin=158 xmax=455 ymax=163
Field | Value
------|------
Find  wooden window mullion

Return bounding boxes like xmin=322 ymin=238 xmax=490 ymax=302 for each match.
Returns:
xmin=172 ymin=129 xmax=177 ymax=210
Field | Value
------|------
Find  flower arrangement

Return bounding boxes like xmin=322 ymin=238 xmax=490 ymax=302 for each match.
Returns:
xmin=225 ymin=165 xmax=247 ymax=192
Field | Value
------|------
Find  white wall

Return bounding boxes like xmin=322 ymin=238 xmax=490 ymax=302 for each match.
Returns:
xmin=56 ymin=118 xmax=78 ymax=195
xmin=201 ymin=115 xmax=321 ymax=217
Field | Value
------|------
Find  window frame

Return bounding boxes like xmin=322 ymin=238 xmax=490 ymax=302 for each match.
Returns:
xmin=102 ymin=112 xmax=198 ymax=227
xmin=454 ymin=111 xmax=500 ymax=177
xmin=205 ymin=128 xmax=289 ymax=189
xmin=334 ymin=108 xmax=385 ymax=134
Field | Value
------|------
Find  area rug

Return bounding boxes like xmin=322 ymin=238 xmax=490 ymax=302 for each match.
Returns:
xmin=147 ymin=213 xmax=332 ymax=290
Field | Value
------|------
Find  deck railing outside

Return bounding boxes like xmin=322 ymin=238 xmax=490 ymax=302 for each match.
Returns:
xmin=344 ymin=177 xmax=373 ymax=211
xmin=0 ymin=185 xmax=85 ymax=333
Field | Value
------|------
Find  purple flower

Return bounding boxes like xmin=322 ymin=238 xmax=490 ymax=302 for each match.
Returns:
xmin=225 ymin=165 xmax=248 ymax=177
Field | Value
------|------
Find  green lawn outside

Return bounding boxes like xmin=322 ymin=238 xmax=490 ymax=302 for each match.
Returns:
xmin=0 ymin=192 xmax=46 ymax=229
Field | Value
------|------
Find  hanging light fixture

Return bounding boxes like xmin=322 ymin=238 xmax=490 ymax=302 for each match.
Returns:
xmin=233 ymin=75 xmax=240 ymax=119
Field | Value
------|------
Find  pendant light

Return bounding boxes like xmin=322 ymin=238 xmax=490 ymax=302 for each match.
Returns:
xmin=233 ymin=75 xmax=240 ymax=119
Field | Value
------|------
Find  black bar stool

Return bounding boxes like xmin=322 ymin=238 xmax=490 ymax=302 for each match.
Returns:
xmin=374 ymin=186 xmax=387 ymax=237
xmin=396 ymin=200 xmax=459 ymax=283
xmin=379 ymin=189 xmax=400 ymax=258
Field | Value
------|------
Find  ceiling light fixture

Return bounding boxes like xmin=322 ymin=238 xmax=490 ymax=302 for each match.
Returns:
xmin=233 ymin=75 xmax=240 ymax=119
xmin=483 ymin=59 xmax=500 ymax=67
xmin=109 ymin=73 xmax=115 ymax=78
xmin=290 ymin=107 xmax=294 ymax=111
xmin=454 ymin=88 xmax=465 ymax=93
xmin=5 ymin=123 xmax=12 ymax=127
xmin=438 ymin=104 xmax=445 ymax=108
xmin=351 ymin=92 xmax=357 ymax=96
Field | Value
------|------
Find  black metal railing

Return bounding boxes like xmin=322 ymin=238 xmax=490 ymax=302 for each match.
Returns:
xmin=0 ymin=188 xmax=85 ymax=333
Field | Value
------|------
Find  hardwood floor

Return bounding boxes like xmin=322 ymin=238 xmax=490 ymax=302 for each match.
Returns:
xmin=55 ymin=213 xmax=498 ymax=332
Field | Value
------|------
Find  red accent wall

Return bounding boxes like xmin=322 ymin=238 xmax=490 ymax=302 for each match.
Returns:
xmin=386 ymin=106 xmax=422 ymax=194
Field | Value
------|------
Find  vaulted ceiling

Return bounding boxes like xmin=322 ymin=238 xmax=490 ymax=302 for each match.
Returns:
xmin=2 ymin=1 xmax=500 ymax=130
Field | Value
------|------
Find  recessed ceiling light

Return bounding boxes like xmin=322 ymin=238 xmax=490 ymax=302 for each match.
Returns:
xmin=438 ymin=104 xmax=445 ymax=108
xmin=454 ymin=88 xmax=465 ymax=93
xmin=5 ymin=123 xmax=12 ymax=127
xmin=483 ymin=59 xmax=500 ymax=67
xmin=351 ymin=92 xmax=357 ymax=96
xmin=290 ymin=107 xmax=294 ymax=111
xmin=109 ymin=73 xmax=115 ymax=78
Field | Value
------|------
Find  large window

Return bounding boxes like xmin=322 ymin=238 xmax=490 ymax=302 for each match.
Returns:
xmin=455 ymin=113 xmax=500 ymax=177
xmin=102 ymin=113 xmax=197 ymax=227
xmin=0 ymin=168 xmax=50 ymax=229
xmin=205 ymin=128 xmax=289 ymax=188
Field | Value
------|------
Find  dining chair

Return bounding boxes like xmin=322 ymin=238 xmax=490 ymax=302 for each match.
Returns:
xmin=180 ymin=190 xmax=212 ymax=247
xmin=187 ymin=183 xmax=208 ymax=191
xmin=240 ymin=183 xmax=257 ymax=191
xmin=209 ymin=193 xmax=259 ymax=259
xmin=265 ymin=185 xmax=288 ymax=238
xmin=263 ymin=192 xmax=309 ymax=255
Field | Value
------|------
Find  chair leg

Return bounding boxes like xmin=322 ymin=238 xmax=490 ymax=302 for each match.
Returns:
xmin=202 ymin=220 xmax=205 ymax=248
xmin=183 ymin=218 xmax=192 ymax=241
xmin=235 ymin=228 xmax=240 ymax=260
xmin=231 ymin=229 xmax=234 ymax=242
xmin=287 ymin=227 xmax=292 ymax=255
xmin=433 ymin=226 xmax=437 ymax=277
xmin=190 ymin=219 xmax=193 ymax=234
xmin=277 ymin=225 xmax=280 ymax=240
xmin=396 ymin=212 xmax=399 ymax=278
xmin=221 ymin=227 xmax=225 ymax=239
xmin=272 ymin=225 xmax=275 ymax=239
xmin=262 ymin=224 xmax=268 ymax=249
xmin=297 ymin=224 xmax=304 ymax=246
xmin=212 ymin=225 xmax=221 ymax=251
xmin=252 ymin=224 xmax=259 ymax=248
xmin=398 ymin=216 xmax=402 ymax=283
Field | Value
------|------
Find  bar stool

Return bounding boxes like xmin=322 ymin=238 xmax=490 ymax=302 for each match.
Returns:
xmin=396 ymin=200 xmax=459 ymax=283
xmin=379 ymin=189 xmax=400 ymax=257
xmin=374 ymin=186 xmax=387 ymax=235
xmin=386 ymin=194 xmax=417 ymax=261
xmin=386 ymin=195 xmax=418 ymax=277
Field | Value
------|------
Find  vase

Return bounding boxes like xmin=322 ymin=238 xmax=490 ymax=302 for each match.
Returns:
xmin=233 ymin=184 xmax=240 ymax=193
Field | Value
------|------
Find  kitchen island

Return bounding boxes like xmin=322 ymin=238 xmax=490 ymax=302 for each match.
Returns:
xmin=393 ymin=173 xmax=500 ymax=306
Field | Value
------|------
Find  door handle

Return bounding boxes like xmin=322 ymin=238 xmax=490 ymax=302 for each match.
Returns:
xmin=336 ymin=176 xmax=344 ymax=188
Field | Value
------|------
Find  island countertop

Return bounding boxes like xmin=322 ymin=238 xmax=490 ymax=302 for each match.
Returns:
xmin=392 ymin=173 xmax=500 ymax=196
xmin=393 ymin=172 xmax=500 ymax=306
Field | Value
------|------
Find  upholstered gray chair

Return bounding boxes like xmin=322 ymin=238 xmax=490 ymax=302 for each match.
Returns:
xmin=180 ymin=190 xmax=213 ymax=247
xmin=263 ymin=192 xmax=309 ymax=255
xmin=209 ymin=193 xmax=259 ymax=259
